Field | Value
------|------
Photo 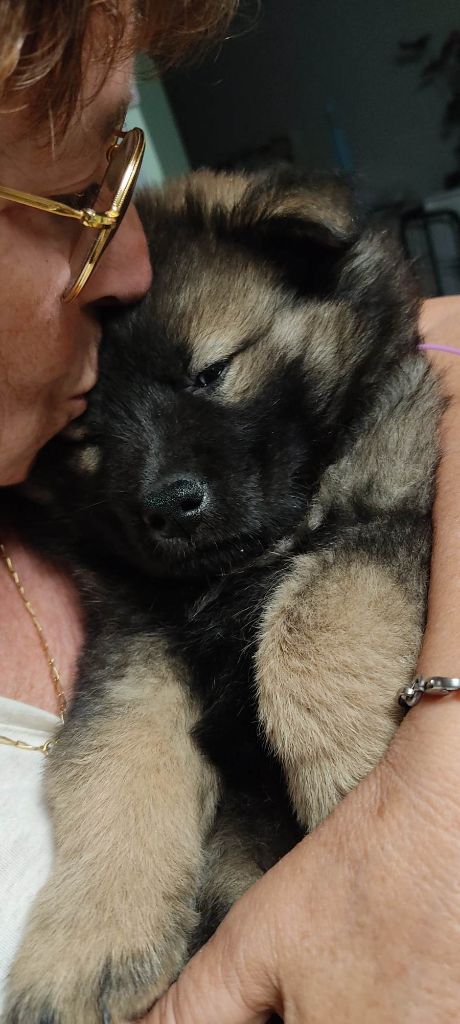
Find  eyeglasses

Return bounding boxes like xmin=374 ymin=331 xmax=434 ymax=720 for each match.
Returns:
xmin=0 ymin=127 xmax=145 ymax=302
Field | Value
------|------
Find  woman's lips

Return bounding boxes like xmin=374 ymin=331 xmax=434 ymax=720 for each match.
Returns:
xmin=70 ymin=371 xmax=98 ymax=404
xmin=68 ymin=379 xmax=97 ymax=415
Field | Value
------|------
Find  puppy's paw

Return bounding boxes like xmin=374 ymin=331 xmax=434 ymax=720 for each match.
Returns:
xmin=4 ymin=874 xmax=197 ymax=1024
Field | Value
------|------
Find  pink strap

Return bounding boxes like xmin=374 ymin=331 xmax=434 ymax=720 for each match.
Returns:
xmin=419 ymin=343 xmax=460 ymax=355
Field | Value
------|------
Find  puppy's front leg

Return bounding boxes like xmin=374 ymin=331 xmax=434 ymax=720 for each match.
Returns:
xmin=5 ymin=642 xmax=219 ymax=1024
xmin=256 ymin=551 xmax=421 ymax=831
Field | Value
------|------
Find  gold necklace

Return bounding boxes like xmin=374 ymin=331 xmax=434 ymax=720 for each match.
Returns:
xmin=0 ymin=542 xmax=67 ymax=755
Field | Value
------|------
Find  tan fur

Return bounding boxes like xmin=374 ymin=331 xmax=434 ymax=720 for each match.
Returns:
xmin=217 ymin=299 xmax=360 ymax=404
xmin=6 ymin=640 xmax=219 ymax=1024
xmin=174 ymin=261 xmax=280 ymax=374
xmin=71 ymin=444 xmax=101 ymax=475
xmin=156 ymin=169 xmax=250 ymax=222
xmin=158 ymin=169 xmax=354 ymax=238
xmin=309 ymin=361 xmax=439 ymax=529
xmin=256 ymin=553 xmax=420 ymax=830
xmin=201 ymin=814 xmax=264 ymax=923
xmin=170 ymin=287 xmax=363 ymax=408
xmin=150 ymin=171 xmax=360 ymax=403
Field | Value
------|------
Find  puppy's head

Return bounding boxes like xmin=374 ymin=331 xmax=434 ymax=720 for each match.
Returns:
xmin=26 ymin=168 xmax=419 ymax=578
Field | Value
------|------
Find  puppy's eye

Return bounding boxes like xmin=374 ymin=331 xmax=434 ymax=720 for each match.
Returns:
xmin=193 ymin=359 xmax=230 ymax=389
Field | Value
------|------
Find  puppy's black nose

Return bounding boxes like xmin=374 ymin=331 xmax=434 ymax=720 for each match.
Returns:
xmin=142 ymin=475 xmax=208 ymax=537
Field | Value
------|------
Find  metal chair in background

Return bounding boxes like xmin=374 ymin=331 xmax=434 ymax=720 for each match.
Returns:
xmin=400 ymin=207 xmax=460 ymax=297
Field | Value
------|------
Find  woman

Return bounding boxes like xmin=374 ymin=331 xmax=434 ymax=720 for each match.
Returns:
xmin=1 ymin=3 xmax=459 ymax=1020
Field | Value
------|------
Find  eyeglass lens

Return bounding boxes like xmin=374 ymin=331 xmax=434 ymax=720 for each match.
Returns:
xmin=66 ymin=130 xmax=143 ymax=298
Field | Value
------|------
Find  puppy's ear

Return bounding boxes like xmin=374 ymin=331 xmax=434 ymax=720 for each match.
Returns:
xmin=233 ymin=169 xmax=359 ymax=298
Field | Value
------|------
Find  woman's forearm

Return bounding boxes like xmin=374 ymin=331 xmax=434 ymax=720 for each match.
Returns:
xmin=403 ymin=302 xmax=460 ymax=768
xmin=418 ymin=301 xmax=460 ymax=676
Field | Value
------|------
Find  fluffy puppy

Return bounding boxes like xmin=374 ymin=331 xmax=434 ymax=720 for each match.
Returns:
xmin=5 ymin=168 xmax=440 ymax=1024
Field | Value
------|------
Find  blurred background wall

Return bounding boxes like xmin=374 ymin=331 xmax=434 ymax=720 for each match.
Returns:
xmin=135 ymin=0 xmax=460 ymax=294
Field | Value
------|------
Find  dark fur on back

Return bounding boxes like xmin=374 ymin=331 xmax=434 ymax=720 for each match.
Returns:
xmin=4 ymin=168 xmax=441 ymax=1024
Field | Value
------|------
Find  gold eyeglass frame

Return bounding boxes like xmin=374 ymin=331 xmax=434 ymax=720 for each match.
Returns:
xmin=0 ymin=126 xmax=145 ymax=303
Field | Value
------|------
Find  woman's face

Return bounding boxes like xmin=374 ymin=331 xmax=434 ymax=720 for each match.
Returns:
xmin=0 ymin=56 xmax=153 ymax=485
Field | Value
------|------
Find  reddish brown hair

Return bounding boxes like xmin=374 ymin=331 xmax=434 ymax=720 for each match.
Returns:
xmin=0 ymin=0 xmax=238 ymax=130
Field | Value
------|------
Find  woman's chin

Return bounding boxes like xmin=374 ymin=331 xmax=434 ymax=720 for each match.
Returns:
xmin=67 ymin=395 xmax=88 ymax=419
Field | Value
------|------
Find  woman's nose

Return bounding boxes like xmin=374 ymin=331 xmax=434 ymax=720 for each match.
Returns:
xmin=81 ymin=203 xmax=152 ymax=307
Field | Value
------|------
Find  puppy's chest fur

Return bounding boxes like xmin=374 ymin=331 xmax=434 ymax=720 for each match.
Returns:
xmin=73 ymin=539 xmax=296 ymax=794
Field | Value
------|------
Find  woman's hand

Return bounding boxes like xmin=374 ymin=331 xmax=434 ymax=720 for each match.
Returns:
xmin=144 ymin=700 xmax=460 ymax=1024
xmin=140 ymin=298 xmax=460 ymax=1024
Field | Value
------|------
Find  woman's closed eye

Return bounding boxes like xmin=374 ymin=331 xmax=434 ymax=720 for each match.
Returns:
xmin=51 ymin=182 xmax=100 ymax=211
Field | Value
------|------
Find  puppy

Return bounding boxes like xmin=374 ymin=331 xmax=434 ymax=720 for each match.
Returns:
xmin=5 ymin=168 xmax=440 ymax=1024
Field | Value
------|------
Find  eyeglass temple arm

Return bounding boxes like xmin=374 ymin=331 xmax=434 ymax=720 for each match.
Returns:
xmin=0 ymin=185 xmax=117 ymax=229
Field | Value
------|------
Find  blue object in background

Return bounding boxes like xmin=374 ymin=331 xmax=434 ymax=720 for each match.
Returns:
xmin=325 ymin=101 xmax=354 ymax=176
xmin=126 ymin=75 xmax=190 ymax=187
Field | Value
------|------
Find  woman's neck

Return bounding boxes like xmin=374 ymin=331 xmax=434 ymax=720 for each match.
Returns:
xmin=0 ymin=528 xmax=83 ymax=713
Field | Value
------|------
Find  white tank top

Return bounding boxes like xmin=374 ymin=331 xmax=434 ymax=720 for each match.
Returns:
xmin=0 ymin=696 xmax=57 ymax=1011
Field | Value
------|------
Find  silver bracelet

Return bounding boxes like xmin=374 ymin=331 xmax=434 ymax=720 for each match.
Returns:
xmin=399 ymin=676 xmax=460 ymax=709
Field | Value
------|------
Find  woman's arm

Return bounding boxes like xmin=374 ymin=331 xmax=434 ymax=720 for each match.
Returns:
xmin=419 ymin=297 xmax=460 ymax=675
xmin=143 ymin=298 xmax=460 ymax=1024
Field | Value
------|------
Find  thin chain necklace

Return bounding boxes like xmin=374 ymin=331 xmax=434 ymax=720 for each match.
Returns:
xmin=0 ymin=542 xmax=67 ymax=755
